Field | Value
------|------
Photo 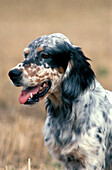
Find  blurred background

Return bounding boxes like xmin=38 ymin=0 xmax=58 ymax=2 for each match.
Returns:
xmin=0 ymin=0 xmax=111 ymax=169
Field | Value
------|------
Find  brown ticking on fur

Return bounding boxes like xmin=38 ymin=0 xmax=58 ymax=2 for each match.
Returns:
xmin=37 ymin=46 xmax=43 ymax=52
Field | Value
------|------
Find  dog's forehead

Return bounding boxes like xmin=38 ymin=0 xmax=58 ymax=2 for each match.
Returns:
xmin=27 ymin=33 xmax=72 ymax=50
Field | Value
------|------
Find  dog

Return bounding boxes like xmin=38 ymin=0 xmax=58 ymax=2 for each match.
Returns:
xmin=8 ymin=33 xmax=112 ymax=170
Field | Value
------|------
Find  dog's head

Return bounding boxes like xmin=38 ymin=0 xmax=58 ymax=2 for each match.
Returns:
xmin=8 ymin=33 xmax=95 ymax=105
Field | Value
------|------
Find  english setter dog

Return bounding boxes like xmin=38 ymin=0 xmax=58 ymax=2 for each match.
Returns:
xmin=8 ymin=33 xmax=112 ymax=170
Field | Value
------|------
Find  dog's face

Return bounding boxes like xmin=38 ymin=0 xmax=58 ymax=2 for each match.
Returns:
xmin=8 ymin=33 xmax=73 ymax=105
xmin=9 ymin=33 xmax=95 ymax=105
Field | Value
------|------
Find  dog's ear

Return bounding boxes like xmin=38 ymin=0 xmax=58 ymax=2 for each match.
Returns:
xmin=61 ymin=45 xmax=95 ymax=104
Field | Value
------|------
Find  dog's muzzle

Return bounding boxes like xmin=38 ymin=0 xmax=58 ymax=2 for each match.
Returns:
xmin=8 ymin=68 xmax=52 ymax=105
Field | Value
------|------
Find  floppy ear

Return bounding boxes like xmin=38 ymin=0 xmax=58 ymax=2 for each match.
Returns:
xmin=61 ymin=46 xmax=95 ymax=104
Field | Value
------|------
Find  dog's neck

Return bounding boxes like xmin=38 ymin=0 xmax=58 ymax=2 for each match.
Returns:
xmin=46 ymin=82 xmax=98 ymax=137
xmin=47 ymin=84 xmax=74 ymax=119
xmin=48 ymin=86 xmax=62 ymax=108
xmin=47 ymin=80 xmax=98 ymax=120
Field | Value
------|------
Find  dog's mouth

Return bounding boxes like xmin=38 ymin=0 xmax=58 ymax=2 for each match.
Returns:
xmin=19 ymin=81 xmax=51 ymax=105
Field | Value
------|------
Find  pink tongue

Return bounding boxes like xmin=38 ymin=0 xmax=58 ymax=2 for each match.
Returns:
xmin=19 ymin=86 xmax=40 ymax=104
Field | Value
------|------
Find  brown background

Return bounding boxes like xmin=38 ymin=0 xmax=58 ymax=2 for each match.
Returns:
xmin=0 ymin=0 xmax=111 ymax=169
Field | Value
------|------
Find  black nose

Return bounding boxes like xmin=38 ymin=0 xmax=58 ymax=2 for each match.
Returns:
xmin=8 ymin=69 xmax=22 ymax=80
xmin=8 ymin=69 xmax=22 ymax=87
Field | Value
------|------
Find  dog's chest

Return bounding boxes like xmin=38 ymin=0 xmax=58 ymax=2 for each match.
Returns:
xmin=43 ymin=115 xmax=75 ymax=159
xmin=43 ymin=116 xmax=72 ymax=144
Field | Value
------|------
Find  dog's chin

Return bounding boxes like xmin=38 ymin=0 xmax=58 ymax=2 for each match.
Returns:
xmin=19 ymin=81 xmax=51 ymax=105
xmin=24 ymin=97 xmax=39 ymax=105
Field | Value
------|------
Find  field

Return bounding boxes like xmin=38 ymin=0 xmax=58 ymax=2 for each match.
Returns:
xmin=0 ymin=0 xmax=111 ymax=169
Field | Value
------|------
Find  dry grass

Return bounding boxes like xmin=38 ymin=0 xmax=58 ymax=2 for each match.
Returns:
xmin=0 ymin=0 xmax=111 ymax=169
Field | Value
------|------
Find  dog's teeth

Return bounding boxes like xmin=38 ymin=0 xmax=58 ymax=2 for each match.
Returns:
xmin=40 ymin=86 xmax=43 ymax=90
xmin=30 ymin=93 xmax=33 ymax=98
xmin=43 ymin=83 xmax=47 ymax=87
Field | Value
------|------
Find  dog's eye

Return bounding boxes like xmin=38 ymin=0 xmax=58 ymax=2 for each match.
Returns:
xmin=41 ymin=53 xmax=49 ymax=59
